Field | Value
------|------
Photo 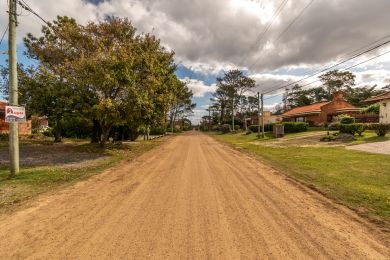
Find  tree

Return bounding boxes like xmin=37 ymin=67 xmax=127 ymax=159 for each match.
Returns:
xmin=319 ymin=70 xmax=355 ymax=98
xmin=212 ymin=70 xmax=255 ymax=125
xmin=22 ymin=16 xmax=81 ymax=142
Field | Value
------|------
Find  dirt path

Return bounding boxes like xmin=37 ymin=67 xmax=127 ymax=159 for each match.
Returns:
xmin=0 ymin=132 xmax=388 ymax=259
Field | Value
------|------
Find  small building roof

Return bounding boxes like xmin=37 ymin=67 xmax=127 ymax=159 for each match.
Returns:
xmin=283 ymin=102 xmax=329 ymax=117
xmin=365 ymin=91 xmax=390 ymax=103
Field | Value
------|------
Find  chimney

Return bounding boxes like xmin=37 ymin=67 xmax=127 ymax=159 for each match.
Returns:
xmin=332 ymin=91 xmax=344 ymax=101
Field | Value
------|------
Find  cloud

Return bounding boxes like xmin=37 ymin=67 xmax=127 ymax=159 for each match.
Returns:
xmin=183 ymin=78 xmax=217 ymax=97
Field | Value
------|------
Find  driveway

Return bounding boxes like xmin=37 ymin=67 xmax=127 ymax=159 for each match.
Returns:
xmin=346 ymin=140 xmax=390 ymax=155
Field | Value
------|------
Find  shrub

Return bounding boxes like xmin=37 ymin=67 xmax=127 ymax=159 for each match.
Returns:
xmin=282 ymin=122 xmax=309 ymax=133
xmin=369 ymin=123 xmax=390 ymax=137
xmin=340 ymin=116 xmax=355 ymax=124
xmin=320 ymin=135 xmax=337 ymax=142
xmin=334 ymin=114 xmax=355 ymax=124
xmin=234 ymin=125 xmax=241 ymax=131
xmin=339 ymin=124 xmax=359 ymax=135
xmin=211 ymin=125 xmax=220 ymax=132
xmin=327 ymin=122 xmax=340 ymax=131
xmin=221 ymin=124 xmax=231 ymax=134
xmin=149 ymin=127 xmax=166 ymax=135
xmin=355 ymin=123 xmax=368 ymax=136
xmin=248 ymin=124 xmax=274 ymax=133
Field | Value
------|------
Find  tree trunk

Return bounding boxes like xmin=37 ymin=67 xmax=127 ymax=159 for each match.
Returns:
xmin=91 ymin=120 xmax=100 ymax=143
xmin=54 ymin=118 xmax=62 ymax=143
xmin=99 ymin=125 xmax=112 ymax=147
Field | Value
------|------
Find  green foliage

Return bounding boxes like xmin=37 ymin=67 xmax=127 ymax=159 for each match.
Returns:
xmin=355 ymin=123 xmax=368 ymax=136
xmin=282 ymin=122 xmax=309 ymax=133
xmin=339 ymin=124 xmax=360 ymax=135
xmin=234 ymin=125 xmax=241 ymax=131
xmin=369 ymin=123 xmax=390 ymax=137
xmin=1 ymin=16 xmax=195 ymax=146
xmin=149 ymin=127 xmax=166 ymax=135
xmin=61 ymin=117 xmax=93 ymax=138
xmin=362 ymin=103 xmax=380 ymax=114
xmin=334 ymin=114 xmax=355 ymax=124
xmin=248 ymin=124 xmax=274 ymax=132
xmin=221 ymin=124 xmax=231 ymax=134
xmin=327 ymin=122 xmax=340 ymax=131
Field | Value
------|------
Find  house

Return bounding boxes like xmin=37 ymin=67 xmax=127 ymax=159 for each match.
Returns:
xmin=0 ymin=101 xmax=32 ymax=135
xmin=282 ymin=91 xmax=362 ymax=125
xmin=365 ymin=91 xmax=390 ymax=123
xmin=248 ymin=111 xmax=282 ymax=125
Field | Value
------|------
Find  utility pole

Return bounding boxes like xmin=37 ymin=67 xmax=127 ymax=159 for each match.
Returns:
xmin=8 ymin=0 xmax=19 ymax=177
xmin=208 ymin=107 xmax=211 ymax=131
xmin=257 ymin=92 xmax=261 ymax=138
xmin=232 ymin=95 xmax=235 ymax=131
xmin=261 ymin=93 xmax=265 ymax=138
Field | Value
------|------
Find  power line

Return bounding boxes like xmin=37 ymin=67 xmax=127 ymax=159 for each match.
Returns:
xmin=263 ymin=48 xmax=390 ymax=101
xmin=239 ymin=0 xmax=289 ymax=66
xmin=274 ymin=0 xmax=315 ymax=43
xmin=261 ymin=39 xmax=390 ymax=95
xmin=18 ymin=0 xmax=51 ymax=27
xmin=248 ymin=0 xmax=315 ymax=71
xmin=0 ymin=23 xmax=9 ymax=47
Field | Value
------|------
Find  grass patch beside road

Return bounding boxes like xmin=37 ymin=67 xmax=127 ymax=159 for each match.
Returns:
xmin=214 ymin=132 xmax=390 ymax=223
xmin=0 ymin=137 xmax=166 ymax=213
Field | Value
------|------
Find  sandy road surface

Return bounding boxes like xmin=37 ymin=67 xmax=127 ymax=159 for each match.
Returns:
xmin=0 ymin=132 xmax=389 ymax=259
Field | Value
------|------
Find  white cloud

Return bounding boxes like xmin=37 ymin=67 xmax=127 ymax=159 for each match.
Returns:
xmin=182 ymin=78 xmax=217 ymax=98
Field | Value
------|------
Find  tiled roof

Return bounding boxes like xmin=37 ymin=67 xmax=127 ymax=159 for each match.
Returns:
xmin=365 ymin=91 xmax=390 ymax=102
xmin=283 ymin=102 xmax=329 ymax=117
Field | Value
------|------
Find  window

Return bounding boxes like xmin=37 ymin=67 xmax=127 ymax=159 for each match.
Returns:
xmin=296 ymin=117 xmax=306 ymax=122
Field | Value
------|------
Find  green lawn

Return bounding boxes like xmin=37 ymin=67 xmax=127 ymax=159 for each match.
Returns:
xmin=0 ymin=137 xmax=166 ymax=213
xmin=214 ymin=132 xmax=390 ymax=223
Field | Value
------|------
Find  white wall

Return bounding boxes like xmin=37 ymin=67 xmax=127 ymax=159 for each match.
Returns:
xmin=379 ymin=99 xmax=390 ymax=124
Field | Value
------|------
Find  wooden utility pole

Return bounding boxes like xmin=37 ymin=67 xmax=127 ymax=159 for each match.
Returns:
xmin=232 ymin=96 xmax=235 ymax=131
xmin=8 ymin=0 xmax=19 ymax=177
xmin=257 ymin=92 xmax=261 ymax=138
xmin=208 ymin=107 xmax=211 ymax=131
xmin=261 ymin=93 xmax=265 ymax=138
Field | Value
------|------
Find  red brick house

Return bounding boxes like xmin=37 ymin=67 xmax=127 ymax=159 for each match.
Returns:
xmin=282 ymin=92 xmax=362 ymax=125
xmin=0 ymin=101 xmax=32 ymax=135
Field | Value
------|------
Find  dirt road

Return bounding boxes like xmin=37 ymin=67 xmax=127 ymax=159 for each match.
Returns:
xmin=0 ymin=132 xmax=388 ymax=259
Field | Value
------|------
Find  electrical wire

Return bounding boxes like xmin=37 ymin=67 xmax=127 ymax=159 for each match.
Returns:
xmin=263 ymin=48 xmax=390 ymax=101
xmin=239 ymin=0 xmax=289 ymax=66
xmin=0 ymin=23 xmax=9 ymax=47
xmin=248 ymin=0 xmax=315 ymax=71
xmin=261 ymin=39 xmax=390 ymax=95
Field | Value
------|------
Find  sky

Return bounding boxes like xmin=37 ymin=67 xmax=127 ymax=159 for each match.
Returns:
xmin=1 ymin=0 xmax=390 ymax=123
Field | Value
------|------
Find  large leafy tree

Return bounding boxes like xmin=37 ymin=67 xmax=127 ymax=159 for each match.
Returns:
xmin=319 ymin=70 xmax=356 ymax=98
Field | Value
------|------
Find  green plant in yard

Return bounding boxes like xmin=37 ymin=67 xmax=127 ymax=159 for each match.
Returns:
xmin=369 ymin=123 xmax=390 ymax=136
xmin=221 ymin=124 xmax=231 ymax=133
xmin=282 ymin=122 xmax=309 ymax=133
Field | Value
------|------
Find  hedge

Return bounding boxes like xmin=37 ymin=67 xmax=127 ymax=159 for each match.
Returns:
xmin=248 ymin=124 xmax=274 ymax=132
xmin=369 ymin=123 xmax=390 ymax=136
xmin=282 ymin=122 xmax=309 ymax=133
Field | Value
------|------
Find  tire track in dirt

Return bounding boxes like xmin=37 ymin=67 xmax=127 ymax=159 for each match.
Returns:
xmin=0 ymin=132 xmax=388 ymax=259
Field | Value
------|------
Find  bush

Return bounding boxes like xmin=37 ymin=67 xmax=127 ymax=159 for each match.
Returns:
xmin=234 ymin=125 xmax=241 ymax=131
xmin=340 ymin=116 xmax=355 ymax=124
xmin=211 ymin=125 xmax=220 ymax=132
xmin=248 ymin=124 xmax=274 ymax=133
xmin=320 ymin=135 xmax=337 ymax=142
xmin=355 ymin=123 xmax=368 ymax=136
xmin=369 ymin=123 xmax=390 ymax=137
xmin=327 ymin=122 xmax=340 ymax=131
xmin=221 ymin=124 xmax=231 ymax=134
xmin=339 ymin=124 xmax=360 ymax=135
xmin=149 ymin=127 xmax=166 ymax=135
xmin=334 ymin=114 xmax=355 ymax=124
xmin=282 ymin=122 xmax=309 ymax=133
